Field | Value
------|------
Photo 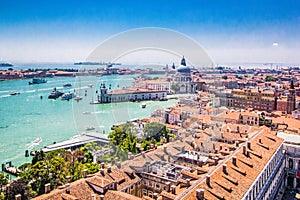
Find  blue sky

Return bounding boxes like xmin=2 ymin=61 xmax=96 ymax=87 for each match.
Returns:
xmin=0 ymin=0 xmax=300 ymax=64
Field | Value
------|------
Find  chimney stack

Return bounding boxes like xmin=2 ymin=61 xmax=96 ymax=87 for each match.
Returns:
xmin=247 ymin=141 xmax=251 ymax=150
xmin=214 ymin=158 xmax=218 ymax=166
xmin=83 ymin=169 xmax=88 ymax=178
xmin=116 ymin=161 xmax=121 ymax=168
xmin=164 ymin=146 xmax=167 ymax=152
xmin=153 ymin=193 xmax=158 ymax=200
xmin=107 ymin=166 xmax=111 ymax=173
xmin=186 ymin=178 xmax=191 ymax=186
xmin=91 ymin=194 xmax=96 ymax=200
xmin=66 ymin=183 xmax=70 ymax=194
xmin=196 ymin=189 xmax=204 ymax=200
xmin=219 ymin=144 xmax=223 ymax=151
xmin=100 ymin=195 xmax=104 ymax=200
xmin=128 ymin=152 xmax=132 ymax=160
xmin=235 ymin=141 xmax=239 ymax=147
xmin=259 ymin=138 xmax=262 ymax=144
xmin=45 ymin=183 xmax=51 ymax=193
xmin=15 ymin=194 xmax=21 ymax=200
xmin=206 ymin=175 xmax=210 ymax=186
xmin=222 ymin=164 xmax=227 ymax=174
xmin=66 ymin=176 xmax=71 ymax=183
xmin=171 ymin=185 xmax=176 ymax=194
xmin=100 ymin=162 xmax=105 ymax=169
xmin=100 ymin=169 xmax=105 ymax=175
xmin=165 ymin=182 xmax=171 ymax=192
xmin=242 ymin=145 xmax=248 ymax=156
xmin=232 ymin=156 xmax=237 ymax=166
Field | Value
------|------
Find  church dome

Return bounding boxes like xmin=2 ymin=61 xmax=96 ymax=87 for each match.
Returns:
xmin=177 ymin=65 xmax=191 ymax=73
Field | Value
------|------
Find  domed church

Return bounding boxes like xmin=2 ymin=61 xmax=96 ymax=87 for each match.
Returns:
xmin=167 ymin=56 xmax=195 ymax=94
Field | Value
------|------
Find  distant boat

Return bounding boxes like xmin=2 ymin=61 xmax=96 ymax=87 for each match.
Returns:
xmin=48 ymin=88 xmax=64 ymax=99
xmin=140 ymin=103 xmax=147 ymax=108
xmin=74 ymin=96 xmax=83 ymax=101
xmin=10 ymin=92 xmax=20 ymax=96
xmin=83 ymin=111 xmax=92 ymax=114
xmin=87 ymin=84 xmax=93 ymax=88
xmin=63 ymin=83 xmax=72 ymax=87
xmin=61 ymin=92 xmax=75 ymax=100
xmin=29 ymin=78 xmax=47 ymax=85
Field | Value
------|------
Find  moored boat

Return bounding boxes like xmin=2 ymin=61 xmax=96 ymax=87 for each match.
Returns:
xmin=10 ymin=92 xmax=20 ymax=96
xmin=61 ymin=92 xmax=75 ymax=100
xmin=48 ymin=88 xmax=64 ymax=99
xmin=63 ymin=83 xmax=72 ymax=87
xmin=74 ymin=96 xmax=83 ymax=101
xmin=140 ymin=103 xmax=147 ymax=108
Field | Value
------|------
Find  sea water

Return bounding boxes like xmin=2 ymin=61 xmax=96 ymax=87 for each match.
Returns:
xmin=0 ymin=74 xmax=177 ymax=166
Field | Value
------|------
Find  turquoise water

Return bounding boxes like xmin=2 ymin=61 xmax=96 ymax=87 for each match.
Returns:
xmin=0 ymin=75 xmax=177 ymax=166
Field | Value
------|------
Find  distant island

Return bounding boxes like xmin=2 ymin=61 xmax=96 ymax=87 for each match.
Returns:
xmin=0 ymin=63 xmax=13 ymax=67
xmin=74 ymin=61 xmax=121 ymax=66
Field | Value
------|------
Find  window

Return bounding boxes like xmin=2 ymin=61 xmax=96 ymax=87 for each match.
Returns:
xmin=289 ymin=158 xmax=294 ymax=169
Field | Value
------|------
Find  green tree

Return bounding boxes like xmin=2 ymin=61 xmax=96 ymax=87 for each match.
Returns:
xmin=265 ymin=76 xmax=277 ymax=82
xmin=108 ymin=126 xmax=127 ymax=146
xmin=143 ymin=122 xmax=169 ymax=142
xmin=31 ymin=150 xmax=45 ymax=165
xmin=171 ymin=84 xmax=180 ymax=92
xmin=5 ymin=179 xmax=29 ymax=200
xmin=0 ymin=173 xmax=8 ymax=194
xmin=221 ymin=75 xmax=228 ymax=80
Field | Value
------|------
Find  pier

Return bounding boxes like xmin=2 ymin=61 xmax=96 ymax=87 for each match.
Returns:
xmin=1 ymin=162 xmax=21 ymax=176
xmin=41 ymin=132 xmax=109 ymax=153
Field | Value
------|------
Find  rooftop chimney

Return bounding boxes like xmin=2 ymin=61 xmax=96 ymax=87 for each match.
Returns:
xmin=165 ymin=182 xmax=171 ymax=192
xmin=66 ymin=176 xmax=71 ymax=183
xmin=206 ymin=175 xmax=210 ymax=187
xmin=83 ymin=169 xmax=88 ymax=178
xmin=222 ymin=164 xmax=227 ymax=174
xmin=259 ymin=139 xmax=262 ymax=144
xmin=66 ymin=183 xmax=70 ymax=194
xmin=242 ymin=145 xmax=248 ymax=156
xmin=128 ymin=152 xmax=132 ymax=160
xmin=235 ymin=141 xmax=239 ymax=147
xmin=214 ymin=158 xmax=218 ymax=166
xmin=15 ymin=194 xmax=21 ymax=200
xmin=100 ymin=162 xmax=105 ymax=169
xmin=232 ymin=156 xmax=237 ymax=166
xmin=100 ymin=169 xmax=105 ymax=175
xmin=91 ymin=194 xmax=96 ymax=200
xmin=219 ymin=144 xmax=223 ymax=151
xmin=116 ymin=161 xmax=121 ymax=168
xmin=164 ymin=146 xmax=167 ymax=152
xmin=247 ymin=141 xmax=251 ymax=150
xmin=153 ymin=193 xmax=158 ymax=200
xmin=45 ymin=183 xmax=51 ymax=193
xmin=171 ymin=185 xmax=176 ymax=194
xmin=107 ymin=167 xmax=111 ymax=173
xmin=196 ymin=189 xmax=204 ymax=200
xmin=186 ymin=178 xmax=191 ymax=187
xmin=100 ymin=195 xmax=104 ymax=200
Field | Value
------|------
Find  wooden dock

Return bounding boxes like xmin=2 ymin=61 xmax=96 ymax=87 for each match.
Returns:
xmin=1 ymin=162 xmax=21 ymax=176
